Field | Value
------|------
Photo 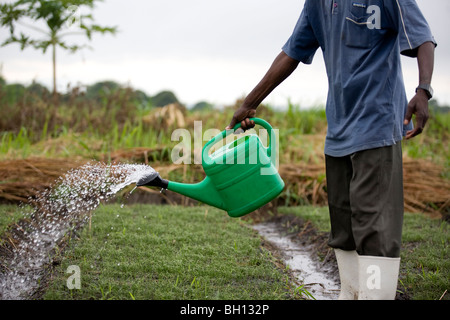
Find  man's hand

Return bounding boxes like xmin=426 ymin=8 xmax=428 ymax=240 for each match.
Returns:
xmin=225 ymin=51 xmax=299 ymax=132
xmin=226 ymin=107 xmax=256 ymax=131
xmin=404 ymin=89 xmax=429 ymax=139
xmin=404 ymin=41 xmax=435 ymax=140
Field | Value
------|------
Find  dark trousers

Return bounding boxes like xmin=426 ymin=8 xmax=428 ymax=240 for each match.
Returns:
xmin=325 ymin=143 xmax=404 ymax=258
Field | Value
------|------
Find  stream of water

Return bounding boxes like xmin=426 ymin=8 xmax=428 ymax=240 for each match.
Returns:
xmin=252 ymin=222 xmax=340 ymax=300
xmin=0 ymin=162 xmax=156 ymax=300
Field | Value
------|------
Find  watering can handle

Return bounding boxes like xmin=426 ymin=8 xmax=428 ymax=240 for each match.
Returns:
xmin=202 ymin=118 xmax=275 ymax=160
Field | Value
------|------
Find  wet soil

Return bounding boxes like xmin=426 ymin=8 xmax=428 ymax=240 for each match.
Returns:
xmin=253 ymin=221 xmax=339 ymax=300
xmin=248 ymin=211 xmax=340 ymax=300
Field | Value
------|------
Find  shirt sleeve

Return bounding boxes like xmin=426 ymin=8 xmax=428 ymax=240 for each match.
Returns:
xmin=282 ymin=2 xmax=320 ymax=64
xmin=387 ymin=0 xmax=437 ymax=57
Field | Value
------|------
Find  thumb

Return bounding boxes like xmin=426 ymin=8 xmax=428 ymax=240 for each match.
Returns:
xmin=404 ymin=102 xmax=414 ymax=125
xmin=226 ymin=118 xmax=237 ymax=130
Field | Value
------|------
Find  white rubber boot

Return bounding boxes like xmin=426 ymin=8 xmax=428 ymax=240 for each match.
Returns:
xmin=358 ymin=255 xmax=400 ymax=300
xmin=334 ymin=249 xmax=359 ymax=300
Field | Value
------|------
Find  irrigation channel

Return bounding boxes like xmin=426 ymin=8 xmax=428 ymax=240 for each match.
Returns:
xmin=0 ymin=162 xmax=339 ymax=300
xmin=252 ymin=222 xmax=339 ymax=300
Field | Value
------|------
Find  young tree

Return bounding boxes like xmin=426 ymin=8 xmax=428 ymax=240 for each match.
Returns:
xmin=0 ymin=0 xmax=117 ymax=97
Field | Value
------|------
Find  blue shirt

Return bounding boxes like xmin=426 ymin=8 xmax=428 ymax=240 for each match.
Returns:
xmin=282 ymin=0 xmax=436 ymax=156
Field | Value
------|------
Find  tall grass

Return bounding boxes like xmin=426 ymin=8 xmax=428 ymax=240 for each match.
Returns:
xmin=0 ymin=84 xmax=326 ymax=161
xmin=0 ymin=127 xmax=33 ymax=159
xmin=0 ymin=83 xmax=168 ymax=159
xmin=0 ymin=82 xmax=448 ymax=169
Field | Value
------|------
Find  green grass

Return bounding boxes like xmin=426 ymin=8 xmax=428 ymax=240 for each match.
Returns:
xmin=0 ymin=204 xmax=448 ymax=300
xmin=0 ymin=205 xmax=26 ymax=234
xmin=42 ymin=204 xmax=292 ymax=300
xmin=400 ymin=213 xmax=450 ymax=300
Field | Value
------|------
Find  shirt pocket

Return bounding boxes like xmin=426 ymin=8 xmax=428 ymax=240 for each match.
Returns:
xmin=344 ymin=7 xmax=372 ymax=48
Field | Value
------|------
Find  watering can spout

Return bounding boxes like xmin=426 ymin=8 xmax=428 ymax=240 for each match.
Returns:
xmin=136 ymin=173 xmax=225 ymax=210
xmin=167 ymin=178 xmax=226 ymax=210
xmin=136 ymin=171 xmax=169 ymax=189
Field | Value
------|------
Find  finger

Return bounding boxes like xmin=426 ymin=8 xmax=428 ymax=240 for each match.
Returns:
xmin=409 ymin=109 xmax=428 ymax=138
xmin=416 ymin=110 xmax=429 ymax=129
xmin=405 ymin=128 xmax=422 ymax=140
xmin=404 ymin=104 xmax=414 ymax=125
xmin=241 ymin=118 xmax=256 ymax=131
xmin=246 ymin=118 xmax=256 ymax=128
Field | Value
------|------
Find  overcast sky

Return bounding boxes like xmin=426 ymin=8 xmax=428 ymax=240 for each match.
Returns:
xmin=1 ymin=0 xmax=449 ymax=108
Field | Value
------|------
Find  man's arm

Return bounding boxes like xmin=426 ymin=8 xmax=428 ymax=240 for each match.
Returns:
xmin=403 ymin=41 xmax=435 ymax=139
xmin=226 ymin=51 xmax=300 ymax=130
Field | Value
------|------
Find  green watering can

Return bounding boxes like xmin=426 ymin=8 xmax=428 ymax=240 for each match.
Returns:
xmin=136 ymin=118 xmax=285 ymax=217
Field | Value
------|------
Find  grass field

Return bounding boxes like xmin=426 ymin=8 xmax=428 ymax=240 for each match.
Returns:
xmin=39 ymin=205 xmax=293 ymax=300
xmin=1 ymin=204 xmax=447 ymax=300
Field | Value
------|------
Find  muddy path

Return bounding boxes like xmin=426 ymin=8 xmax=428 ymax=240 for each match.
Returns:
xmin=248 ymin=211 xmax=340 ymax=300
xmin=253 ymin=222 xmax=339 ymax=300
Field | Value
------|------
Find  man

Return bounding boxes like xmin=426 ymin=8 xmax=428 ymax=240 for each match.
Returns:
xmin=227 ymin=0 xmax=435 ymax=300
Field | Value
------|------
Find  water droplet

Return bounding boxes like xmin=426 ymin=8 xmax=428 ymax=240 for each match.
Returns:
xmin=2 ymin=161 xmax=157 ymax=299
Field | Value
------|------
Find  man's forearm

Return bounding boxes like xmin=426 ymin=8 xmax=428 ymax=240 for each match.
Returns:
xmin=242 ymin=51 xmax=300 ymax=109
xmin=417 ymin=41 xmax=435 ymax=86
